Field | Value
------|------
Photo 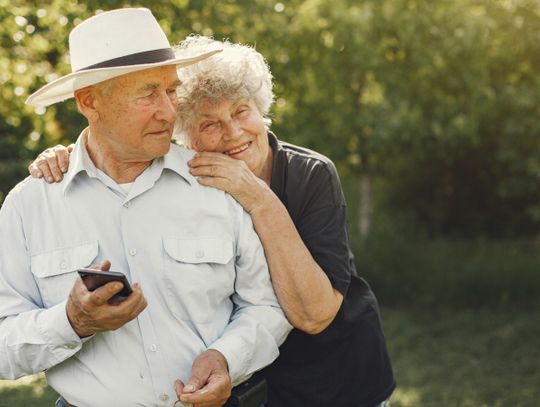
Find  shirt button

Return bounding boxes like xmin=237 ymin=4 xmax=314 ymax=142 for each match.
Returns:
xmin=160 ymin=394 xmax=169 ymax=402
xmin=123 ymin=201 xmax=131 ymax=208
xmin=195 ymin=249 xmax=204 ymax=258
xmin=60 ymin=261 xmax=67 ymax=270
xmin=65 ymin=343 xmax=77 ymax=350
xmin=149 ymin=344 xmax=158 ymax=352
xmin=129 ymin=248 xmax=137 ymax=256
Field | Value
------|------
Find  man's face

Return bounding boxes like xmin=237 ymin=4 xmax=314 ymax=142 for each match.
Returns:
xmin=188 ymin=98 xmax=269 ymax=178
xmin=93 ymin=65 xmax=180 ymax=161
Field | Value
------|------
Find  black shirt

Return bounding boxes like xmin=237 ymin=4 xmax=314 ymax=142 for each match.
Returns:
xmin=261 ymin=133 xmax=396 ymax=407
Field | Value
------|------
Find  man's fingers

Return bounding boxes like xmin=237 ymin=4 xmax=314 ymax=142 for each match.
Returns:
xmin=174 ymin=379 xmax=185 ymax=398
xmin=118 ymin=284 xmax=147 ymax=318
xmin=85 ymin=260 xmax=111 ymax=271
xmin=183 ymin=371 xmax=207 ymax=394
xmin=99 ymin=260 xmax=111 ymax=271
xmin=89 ymin=281 xmax=125 ymax=306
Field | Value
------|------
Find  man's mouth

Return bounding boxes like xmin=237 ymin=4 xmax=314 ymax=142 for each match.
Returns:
xmin=223 ymin=142 xmax=251 ymax=156
xmin=147 ymin=129 xmax=171 ymax=137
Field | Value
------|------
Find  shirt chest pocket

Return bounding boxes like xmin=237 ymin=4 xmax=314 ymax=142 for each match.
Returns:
xmin=30 ymin=241 xmax=99 ymax=308
xmin=163 ymin=237 xmax=235 ymax=323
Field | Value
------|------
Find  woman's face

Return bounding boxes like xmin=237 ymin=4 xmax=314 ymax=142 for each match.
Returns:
xmin=187 ymin=98 xmax=269 ymax=178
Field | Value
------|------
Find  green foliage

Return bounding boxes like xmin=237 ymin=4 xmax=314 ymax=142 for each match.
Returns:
xmin=355 ymin=217 xmax=540 ymax=308
xmin=272 ymin=0 xmax=540 ymax=237
xmin=3 ymin=0 xmax=540 ymax=238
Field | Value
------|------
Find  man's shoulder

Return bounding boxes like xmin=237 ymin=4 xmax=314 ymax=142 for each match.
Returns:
xmin=5 ymin=175 xmax=52 ymax=200
xmin=165 ymin=144 xmax=240 ymax=202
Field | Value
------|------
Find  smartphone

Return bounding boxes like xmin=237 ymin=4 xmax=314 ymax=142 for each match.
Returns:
xmin=77 ymin=268 xmax=133 ymax=304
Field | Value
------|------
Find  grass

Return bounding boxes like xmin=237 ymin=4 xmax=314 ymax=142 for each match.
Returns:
xmin=1 ymin=307 xmax=538 ymax=407
xmin=0 ymin=374 xmax=58 ymax=406
xmin=384 ymin=306 xmax=540 ymax=407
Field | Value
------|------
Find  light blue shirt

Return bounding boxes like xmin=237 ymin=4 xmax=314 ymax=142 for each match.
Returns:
xmin=0 ymin=129 xmax=291 ymax=407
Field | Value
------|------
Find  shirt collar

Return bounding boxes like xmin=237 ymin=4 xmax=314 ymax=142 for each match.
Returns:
xmin=162 ymin=143 xmax=196 ymax=186
xmin=63 ymin=132 xmax=195 ymax=195
xmin=62 ymin=128 xmax=98 ymax=194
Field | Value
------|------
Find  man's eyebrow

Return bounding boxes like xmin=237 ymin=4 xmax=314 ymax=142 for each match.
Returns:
xmin=138 ymin=83 xmax=159 ymax=93
xmin=137 ymin=80 xmax=181 ymax=92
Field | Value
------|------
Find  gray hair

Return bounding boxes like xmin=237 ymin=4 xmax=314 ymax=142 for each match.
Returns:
xmin=173 ymin=35 xmax=274 ymax=143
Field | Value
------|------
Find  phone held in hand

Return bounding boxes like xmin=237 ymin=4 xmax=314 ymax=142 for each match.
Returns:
xmin=77 ymin=268 xmax=133 ymax=304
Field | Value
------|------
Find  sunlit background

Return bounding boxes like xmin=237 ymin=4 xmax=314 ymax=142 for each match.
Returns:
xmin=1 ymin=1 xmax=539 ymax=406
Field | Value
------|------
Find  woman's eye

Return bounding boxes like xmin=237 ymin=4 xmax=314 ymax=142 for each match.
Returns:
xmin=236 ymin=107 xmax=250 ymax=117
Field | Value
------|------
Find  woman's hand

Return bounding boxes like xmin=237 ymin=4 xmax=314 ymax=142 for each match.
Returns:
xmin=28 ymin=144 xmax=74 ymax=183
xmin=188 ymin=152 xmax=270 ymax=213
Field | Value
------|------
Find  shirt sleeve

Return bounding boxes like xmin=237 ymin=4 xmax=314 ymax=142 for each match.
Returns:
xmin=0 ymin=191 xmax=83 ymax=380
xmin=294 ymin=162 xmax=353 ymax=295
xmin=208 ymin=203 xmax=292 ymax=385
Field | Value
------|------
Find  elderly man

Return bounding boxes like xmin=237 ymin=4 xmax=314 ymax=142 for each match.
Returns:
xmin=0 ymin=8 xmax=291 ymax=407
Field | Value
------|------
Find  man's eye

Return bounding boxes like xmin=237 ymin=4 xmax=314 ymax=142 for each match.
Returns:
xmin=202 ymin=122 xmax=217 ymax=130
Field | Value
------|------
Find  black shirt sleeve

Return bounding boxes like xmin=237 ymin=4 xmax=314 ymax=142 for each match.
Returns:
xmin=276 ymin=148 xmax=353 ymax=295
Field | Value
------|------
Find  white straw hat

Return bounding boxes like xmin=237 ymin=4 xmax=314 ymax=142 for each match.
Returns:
xmin=26 ymin=8 xmax=220 ymax=107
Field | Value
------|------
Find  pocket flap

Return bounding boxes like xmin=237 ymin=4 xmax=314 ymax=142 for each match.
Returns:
xmin=30 ymin=241 xmax=99 ymax=278
xmin=163 ymin=238 xmax=233 ymax=264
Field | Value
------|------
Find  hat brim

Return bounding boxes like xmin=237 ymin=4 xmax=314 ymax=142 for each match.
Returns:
xmin=26 ymin=49 xmax=221 ymax=108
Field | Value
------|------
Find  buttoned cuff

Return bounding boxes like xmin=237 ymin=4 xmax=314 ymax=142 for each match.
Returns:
xmin=36 ymin=300 xmax=84 ymax=360
xmin=208 ymin=338 xmax=250 ymax=385
xmin=209 ymin=337 xmax=278 ymax=385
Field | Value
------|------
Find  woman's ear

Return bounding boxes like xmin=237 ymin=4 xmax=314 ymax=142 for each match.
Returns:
xmin=74 ymin=86 xmax=99 ymax=121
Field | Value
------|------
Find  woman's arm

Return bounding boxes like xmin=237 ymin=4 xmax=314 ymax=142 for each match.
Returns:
xmin=249 ymin=188 xmax=344 ymax=334
xmin=189 ymin=152 xmax=343 ymax=334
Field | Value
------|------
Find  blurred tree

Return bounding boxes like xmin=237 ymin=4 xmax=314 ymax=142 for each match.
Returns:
xmin=2 ymin=0 xmax=540 ymax=240
xmin=271 ymin=0 xmax=540 ymax=238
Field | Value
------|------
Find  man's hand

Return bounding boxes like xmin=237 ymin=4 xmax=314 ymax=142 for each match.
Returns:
xmin=175 ymin=349 xmax=232 ymax=407
xmin=66 ymin=260 xmax=147 ymax=337
xmin=28 ymin=144 xmax=74 ymax=183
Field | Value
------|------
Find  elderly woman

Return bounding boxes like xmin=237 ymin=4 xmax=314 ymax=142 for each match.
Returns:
xmin=29 ymin=36 xmax=395 ymax=407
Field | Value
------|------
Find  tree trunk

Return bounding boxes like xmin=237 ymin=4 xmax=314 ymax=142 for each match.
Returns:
xmin=358 ymin=173 xmax=372 ymax=243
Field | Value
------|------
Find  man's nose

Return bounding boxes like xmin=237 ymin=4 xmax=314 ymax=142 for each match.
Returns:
xmin=155 ymin=93 xmax=177 ymax=123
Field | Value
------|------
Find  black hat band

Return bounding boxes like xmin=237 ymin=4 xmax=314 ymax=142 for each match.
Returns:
xmin=77 ymin=48 xmax=175 ymax=71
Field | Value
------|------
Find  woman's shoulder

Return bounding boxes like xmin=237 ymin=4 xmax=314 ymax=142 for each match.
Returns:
xmin=271 ymin=134 xmax=345 ymax=208
xmin=274 ymin=137 xmax=340 ymax=182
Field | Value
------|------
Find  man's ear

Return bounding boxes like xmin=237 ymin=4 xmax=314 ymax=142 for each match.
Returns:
xmin=74 ymin=87 xmax=99 ymax=121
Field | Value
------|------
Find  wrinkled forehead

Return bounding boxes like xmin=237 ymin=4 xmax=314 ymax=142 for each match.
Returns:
xmin=105 ymin=65 xmax=181 ymax=93
xmin=196 ymin=96 xmax=252 ymax=117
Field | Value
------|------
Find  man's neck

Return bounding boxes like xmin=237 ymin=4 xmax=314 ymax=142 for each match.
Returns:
xmin=84 ymin=129 xmax=152 ymax=184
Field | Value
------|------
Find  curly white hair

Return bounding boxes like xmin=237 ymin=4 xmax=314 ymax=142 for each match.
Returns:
xmin=173 ymin=35 xmax=274 ymax=143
